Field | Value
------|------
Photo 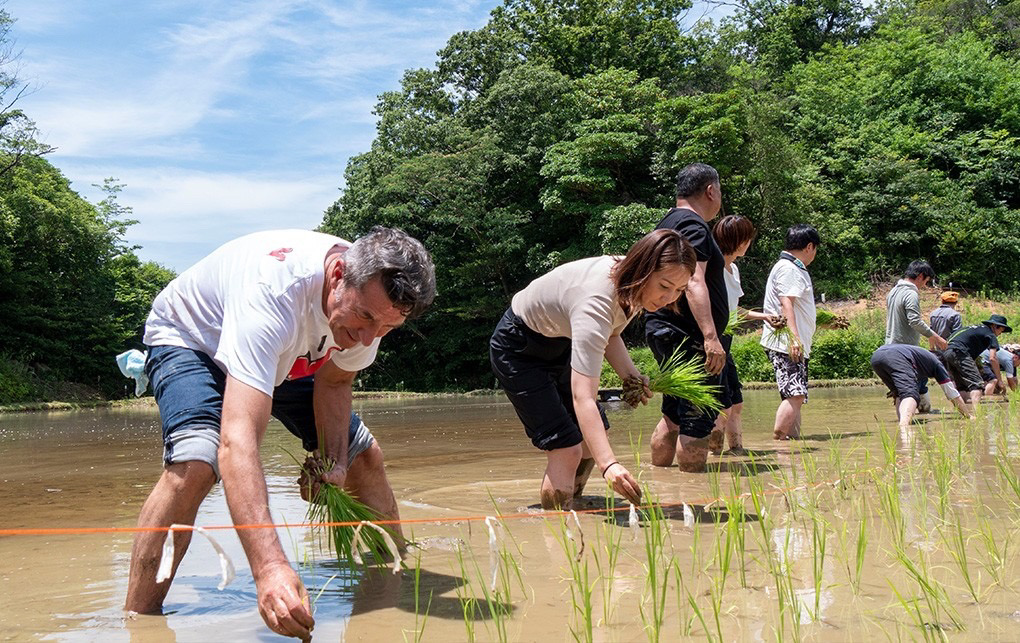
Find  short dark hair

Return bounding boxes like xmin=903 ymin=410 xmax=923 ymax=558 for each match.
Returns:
xmin=904 ymin=260 xmax=935 ymax=281
xmin=612 ymin=229 xmax=697 ymax=315
xmin=712 ymin=215 xmax=757 ymax=255
xmin=785 ymin=224 xmax=821 ymax=251
xmin=675 ymin=163 xmax=720 ymax=199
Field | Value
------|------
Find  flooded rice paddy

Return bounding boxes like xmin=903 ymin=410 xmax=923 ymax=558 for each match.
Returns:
xmin=4 ymin=388 xmax=1020 ymax=641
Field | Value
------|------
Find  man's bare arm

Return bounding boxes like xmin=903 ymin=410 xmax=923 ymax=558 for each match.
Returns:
xmin=220 ymin=376 xmax=313 ymax=639
xmin=686 ymin=260 xmax=725 ymax=374
xmin=313 ymin=360 xmax=358 ymax=488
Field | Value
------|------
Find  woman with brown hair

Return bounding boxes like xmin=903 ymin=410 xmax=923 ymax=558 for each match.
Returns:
xmin=490 ymin=229 xmax=697 ymax=510
xmin=710 ymin=215 xmax=783 ymax=453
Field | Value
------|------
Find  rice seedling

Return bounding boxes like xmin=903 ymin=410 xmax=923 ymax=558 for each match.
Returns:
xmin=815 ymin=308 xmax=850 ymax=328
xmin=453 ymin=544 xmax=478 ymax=642
xmin=592 ymin=486 xmax=624 ymax=626
xmin=974 ymin=510 xmax=1009 ymax=589
xmin=723 ymin=308 xmax=747 ymax=336
xmin=852 ymin=497 xmax=868 ymax=595
xmin=671 ymin=561 xmax=695 ymax=636
xmin=405 ymin=537 xmax=433 ymax=643
xmin=644 ymin=345 xmax=722 ymax=412
xmin=453 ymin=537 xmax=514 ymax=643
xmin=550 ymin=514 xmax=595 ymax=642
xmin=807 ymin=507 xmax=829 ymax=621
xmin=889 ymin=541 xmax=964 ymax=636
xmin=725 ymin=471 xmax=749 ymax=588
xmin=938 ymin=511 xmax=981 ymax=603
xmin=301 ymin=456 xmax=394 ymax=565
xmin=637 ymin=490 xmax=672 ymax=643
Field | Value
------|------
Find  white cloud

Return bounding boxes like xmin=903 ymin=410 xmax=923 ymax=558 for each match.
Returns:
xmin=5 ymin=0 xmax=498 ymax=268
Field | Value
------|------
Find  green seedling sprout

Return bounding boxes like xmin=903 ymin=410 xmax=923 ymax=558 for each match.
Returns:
xmin=644 ymin=345 xmax=723 ymax=413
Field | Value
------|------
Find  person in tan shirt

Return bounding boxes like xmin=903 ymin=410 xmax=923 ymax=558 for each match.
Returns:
xmin=490 ymin=229 xmax=696 ymax=509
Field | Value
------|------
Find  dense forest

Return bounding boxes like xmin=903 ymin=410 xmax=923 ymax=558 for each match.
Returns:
xmin=322 ymin=0 xmax=1020 ymax=391
xmin=2 ymin=0 xmax=1018 ymax=400
xmin=0 ymin=11 xmax=174 ymax=403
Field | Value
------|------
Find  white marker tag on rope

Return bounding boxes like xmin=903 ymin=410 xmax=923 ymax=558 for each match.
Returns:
xmin=485 ymin=516 xmax=502 ymax=591
xmin=569 ymin=510 xmax=585 ymax=560
xmin=683 ymin=503 xmax=695 ymax=528
xmin=155 ymin=524 xmax=235 ymax=590
xmin=352 ymin=521 xmax=404 ymax=574
xmin=628 ymin=503 xmax=639 ymax=540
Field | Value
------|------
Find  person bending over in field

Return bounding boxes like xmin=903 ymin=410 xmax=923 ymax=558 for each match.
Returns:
xmin=870 ymin=343 xmax=973 ymax=429
xmin=125 ymin=227 xmax=435 ymax=640
xmin=980 ymin=345 xmax=1019 ymax=397
xmin=942 ymin=315 xmax=1012 ymax=407
xmin=490 ymin=229 xmax=696 ymax=510
xmin=707 ymin=215 xmax=785 ymax=455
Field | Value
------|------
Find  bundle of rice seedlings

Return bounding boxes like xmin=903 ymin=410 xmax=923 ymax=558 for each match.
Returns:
xmin=769 ymin=322 xmax=801 ymax=350
xmin=816 ymin=308 xmax=850 ymax=329
xmin=723 ymin=308 xmax=748 ymax=336
xmin=303 ymin=458 xmax=394 ymax=565
xmin=645 ymin=346 xmax=722 ymax=412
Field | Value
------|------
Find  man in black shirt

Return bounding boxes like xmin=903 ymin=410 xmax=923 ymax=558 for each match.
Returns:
xmin=943 ymin=314 xmax=1012 ymax=406
xmin=645 ymin=163 xmax=730 ymax=473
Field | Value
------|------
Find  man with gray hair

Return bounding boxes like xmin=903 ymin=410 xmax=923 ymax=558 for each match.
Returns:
xmin=125 ymin=227 xmax=435 ymax=640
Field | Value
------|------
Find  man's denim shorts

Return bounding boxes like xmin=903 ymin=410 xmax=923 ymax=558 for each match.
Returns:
xmin=145 ymin=344 xmax=374 ymax=479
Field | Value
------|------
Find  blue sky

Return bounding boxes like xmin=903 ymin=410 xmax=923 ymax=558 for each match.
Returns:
xmin=7 ymin=0 xmax=726 ymax=271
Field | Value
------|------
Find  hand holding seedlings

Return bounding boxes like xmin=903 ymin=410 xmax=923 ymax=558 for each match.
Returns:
xmin=602 ymin=462 xmax=642 ymax=504
xmin=297 ymin=454 xmax=348 ymax=504
xmin=621 ymin=373 xmax=651 ymax=407
xmin=766 ymin=314 xmax=786 ymax=329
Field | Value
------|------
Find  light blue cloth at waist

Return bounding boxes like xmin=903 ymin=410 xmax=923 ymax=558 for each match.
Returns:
xmin=116 ymin=349 xmax=149 ymax=396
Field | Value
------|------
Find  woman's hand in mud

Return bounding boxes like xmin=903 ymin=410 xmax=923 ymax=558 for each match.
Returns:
xmin=603 ymin=462 xmax=642 ymax=505
xmin=621 ymin=374 xmax=652 ymax=407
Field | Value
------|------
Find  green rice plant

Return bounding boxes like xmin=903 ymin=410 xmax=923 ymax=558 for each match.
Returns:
xmin=453 ymin=544 xmax=478 ymax=642
xmin=808 ymin=508 xmax=829 ymax=621
xmin=645 ymin=346 xmax=722 ymax=412
xmin=975 ymin=510 xmax=1009 ymax=588
xmin=592 ymin=486 xmax=624 ymax=626
xmin=303 ymin=469 xmax=393 ymax=565
xmin=725 ymin=471 xmax=748 ymax=588
xmin=707 ymin=501 xmax=738 ymax=640
xmin=875 ymin=429 xmax=906 ymax=548
xmin=550 ymin=514 xmax=594 ymax=642
xmin=853 ymin=497 xmax=868 ymax=595
xmin=453 ymin=539 xmax=513 ymax=643
xmin=921 ymin=431 xmax=954 ymax=523
xmin=671 ymin=561 xmax=695 ymax=636
xmin=890 ymin=535 xmax=964 ymax=635
xmin=723 ymin=308 xmax=747 ymax=336
xmin=637 ymin=490 xmax=672 ymax=643
xmin=938 ymin=511 xmax=981 ymax=603
xmin=404 ymin=537 xmax=433 ymax=643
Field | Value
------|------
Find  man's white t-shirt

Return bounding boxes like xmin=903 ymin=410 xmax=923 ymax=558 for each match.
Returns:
xmin=723 ymin=263 xmax=743 ymax=314
xmin=143 ymin=229 xmax=379 ymax=396
xmin=760 ymin=256 xmax=817 ymax=357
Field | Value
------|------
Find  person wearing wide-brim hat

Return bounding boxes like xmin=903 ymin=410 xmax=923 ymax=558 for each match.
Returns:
xmin=943 ymin=314 xmax=1012 ymax=405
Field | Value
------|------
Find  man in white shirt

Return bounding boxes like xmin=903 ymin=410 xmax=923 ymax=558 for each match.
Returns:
xmin=760 ymin=224 xmax=821 ymax=440
xmin=125 ymin=227 xmax=435 ymax=640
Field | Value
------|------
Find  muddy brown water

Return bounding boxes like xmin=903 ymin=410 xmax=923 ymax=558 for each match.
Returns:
xmin=3 ymin=388 xmax=1020 ymax=641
